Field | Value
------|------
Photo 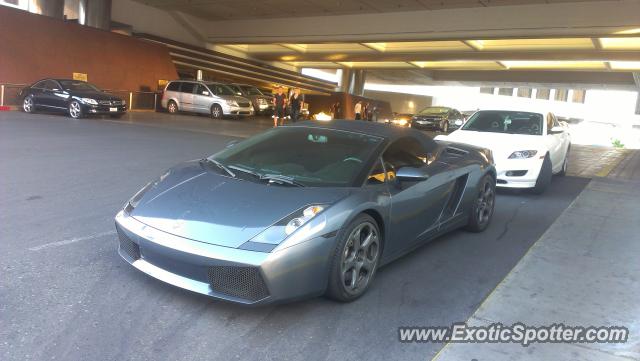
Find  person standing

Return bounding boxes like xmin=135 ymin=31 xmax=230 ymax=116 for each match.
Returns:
xmin=354 ymin=101 xmax=362 ymax=120
xmin=273 ymin=87 xmax=287 ymax=127
xmin=289 ymin=88 xmax=303 ymax=122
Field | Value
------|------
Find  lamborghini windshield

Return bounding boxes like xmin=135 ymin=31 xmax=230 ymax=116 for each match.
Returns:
xmin=462 ymin=110 xmax=544 ymax=135
xmin=211 ymin=127 xmax=383 ymax=187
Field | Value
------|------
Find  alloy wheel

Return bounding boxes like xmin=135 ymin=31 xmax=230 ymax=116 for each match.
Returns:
xmin=211 ymin=106 xmax=222 ymax=119
xmin=23 ymin=97 xmax=33 ymax=113
xmin=69 ymin=101 xmax=81 ymax=118
xmin=340 ymin=221 xmax=380 ymax=296
xmin=476 ymin=181 xmax=495 ymax=226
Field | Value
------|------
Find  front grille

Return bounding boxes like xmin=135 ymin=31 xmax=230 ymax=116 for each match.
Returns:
xmin=237 ymin=102 xmax=251 ymax=108
xmin=207 ymin=265 xmax=269 ymax=302
xmin=118 ymin=231 xmax=140 ymax=260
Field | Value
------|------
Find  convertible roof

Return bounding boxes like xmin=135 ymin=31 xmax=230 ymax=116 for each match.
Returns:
xmin=288 ymin=120 xmax=433 ymax=142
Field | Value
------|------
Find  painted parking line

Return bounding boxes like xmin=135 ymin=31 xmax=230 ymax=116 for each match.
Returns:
xmin=28 ymin=230 xmax=116 ymax=251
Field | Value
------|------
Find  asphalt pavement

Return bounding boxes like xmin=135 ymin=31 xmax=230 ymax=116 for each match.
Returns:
xmin=1 ymin=111 xmax=589 ymax=361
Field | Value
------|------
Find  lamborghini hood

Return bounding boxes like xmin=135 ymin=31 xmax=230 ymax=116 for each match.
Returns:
xmin=130 ymin=161 xmax=349 ymax=248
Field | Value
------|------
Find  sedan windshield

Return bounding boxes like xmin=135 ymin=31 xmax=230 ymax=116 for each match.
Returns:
xmin=59 ymin=80 xmax=101 ymax=92
xmin=462 ymin=110 xmax=544 ymax=135
xmin=206 ymin=83 xmax=237 ymax=96
xmin=211 ymin=127 xmax=383 ymax=187
xmin=418 ymin=107 xmax=449 ymax=115
xmin=240 ymin=86 xmax=264 ymax=96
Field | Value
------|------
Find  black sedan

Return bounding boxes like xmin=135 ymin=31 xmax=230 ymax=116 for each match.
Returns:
xmin=20 ymin=79 xmax=127 ymax=119
xmin=411 ymin=106 xmax=465 ymax=133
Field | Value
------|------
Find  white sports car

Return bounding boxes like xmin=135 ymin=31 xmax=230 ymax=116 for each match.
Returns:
xmin=435 ymin=110 xmax=570 ymax=194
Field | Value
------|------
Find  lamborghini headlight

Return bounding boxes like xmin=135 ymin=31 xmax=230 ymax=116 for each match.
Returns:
xmin=285 ymin=205 xmax=324 ymax=235
xmin=81 ymin=98 xmax=98 ymax=105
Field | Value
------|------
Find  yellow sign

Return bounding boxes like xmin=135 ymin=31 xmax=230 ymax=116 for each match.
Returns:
xmin=158 ymin=79 xmax=169 ymax=90
xmin=73 ymin=72 xmax=88 ymax=82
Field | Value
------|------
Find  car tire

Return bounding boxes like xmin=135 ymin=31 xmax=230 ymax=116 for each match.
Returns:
xmin=464 ymin=174 xmax=496 ymax=232
xmin=68 ymin=100 xmax=84 ymax=119
xmin=167 ymin=100 xmax=178 ymax=114
xmin=23 ymin=95 xmax=35 ymax=113
xmin=558 ymin=145 xmax=570 ymax=177
xmin=326 ymin=214 xmax=381 ymax=302
xmin=211 ymin=104 xmax=223 ymax=119
xmin=532 ymin=154 xmax=552 ymax=194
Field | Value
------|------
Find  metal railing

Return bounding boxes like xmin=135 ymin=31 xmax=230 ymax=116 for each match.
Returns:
xmin=0 ymin=83 xmax=161 ymax=111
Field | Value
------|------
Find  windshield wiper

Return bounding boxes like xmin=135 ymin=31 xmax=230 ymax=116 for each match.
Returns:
xmin=228 ymin=165 xmax=261 ymax=178
xmin=260 ymin=174 xmax=305 ymax=187
xmin=201 ymin=158 xmax=235 ymax=177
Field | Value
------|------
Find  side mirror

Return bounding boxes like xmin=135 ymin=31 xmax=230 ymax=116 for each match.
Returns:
xmin=549 ymin=126 xmax=565 ymax=134
xmin=225 ymin=140 xmax=239 ymax=148
xmin=396 ymin=167 xmax=429 ymax=182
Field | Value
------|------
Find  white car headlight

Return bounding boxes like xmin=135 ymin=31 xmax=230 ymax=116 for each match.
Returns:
xmin=508 ymin=150 xmax=538 ymax=159
xmin=391 ymin=119 xmax=408 ymax=126
xmin=285 ymin=205 xmax=325 ymax=235
xmin=455 ymin=120 xmax=463 ymax=126
xmin=226 ymin=99 xmax=238 ymax=107
xmin=81 ymin=98 xmax=98 ymax=105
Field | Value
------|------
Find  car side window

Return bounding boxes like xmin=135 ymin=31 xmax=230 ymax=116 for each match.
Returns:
xmin=166 ymin=82 xmax=181 ymax=92
xmin=33 ymin=80 xmax=48 ymax=89
xmin=367 ymin=158 xmax=389 ymax=184
xmin=195 ymin=84 xmax=209 ymax=96
xmin=181 ymin=82 xmax=195 ymax=94
xmin=382 ymin=137 xmax=428 ymax=178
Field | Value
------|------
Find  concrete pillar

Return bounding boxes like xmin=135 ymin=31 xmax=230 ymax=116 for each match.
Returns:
xmin=634 ymin=73 xmax=640 ymax=115
xmin=80 ymin=0 xmax=111 ymax=30
xmin=28 ymin=0 xmax=64 ymax=19
xmin=196 ymin=70 xmax=203 ymax=81
xmin=339 ymin=68 xmax=355 ymax=94
xmin=339 ymin=68 xmax=366 ymax=95
xmin=352 ymin=69 xmax=366 ymax=96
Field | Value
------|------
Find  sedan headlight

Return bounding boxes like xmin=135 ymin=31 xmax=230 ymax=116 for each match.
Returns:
xmin=81 ymin=98 xmax=98 ymax=105
xmin=226 ymin=99 xmax=238 ymax=107
xmin=508 ymin=150 xmax=538 ymax=159
xmin=391 ymin=119 xmax=408 ymax=127
xmin=454 ymin=120 xmax=463 ymax=126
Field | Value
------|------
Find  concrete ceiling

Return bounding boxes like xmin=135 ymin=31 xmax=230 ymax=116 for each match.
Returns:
xmin=134 ymin=0 xmax=619 ymax=20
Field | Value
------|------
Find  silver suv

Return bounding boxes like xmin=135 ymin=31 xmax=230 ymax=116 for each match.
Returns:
xmin=161 ymin=80 xmax=253 ymax=119
xmin=227 ymin=84 xmax=273 ymax=115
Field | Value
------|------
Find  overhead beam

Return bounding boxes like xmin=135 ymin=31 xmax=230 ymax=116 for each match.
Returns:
xmin=250 ymin=50 xmax=640 ymax=63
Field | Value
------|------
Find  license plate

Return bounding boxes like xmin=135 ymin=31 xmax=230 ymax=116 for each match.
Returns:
xmin=109 ymin=107 xmax=117 ymax=112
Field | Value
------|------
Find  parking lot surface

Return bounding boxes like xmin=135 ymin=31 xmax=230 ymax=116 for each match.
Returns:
xmin=1 ymin=111 xmax=589 ymax=361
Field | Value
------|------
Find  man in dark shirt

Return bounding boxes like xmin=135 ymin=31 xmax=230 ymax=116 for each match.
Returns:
xmin=273 ymin=87 xmax=287 ymax=127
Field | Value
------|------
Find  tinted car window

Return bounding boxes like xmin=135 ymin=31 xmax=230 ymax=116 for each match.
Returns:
xmin=166 ymin=82 xmax=181 ymax=92
xmin=240 ymin=86 xmax=264 ymax=96
xmin=383 ymin=137 xmax=428 ymax=173
xmin=212 ymin=127 xmax=383 ymax=187
xmin=207 ymin=83 xmax=236 ymax=96
xmin=462 ymin=110 xmax=543 ymax=136
xmin=181 ymin=82 xmax=195 ymax=94
xmin=195 ymin=84 xmax=210 ymax=96
xmin=59 ymin=80 xmax=100 ymax=92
